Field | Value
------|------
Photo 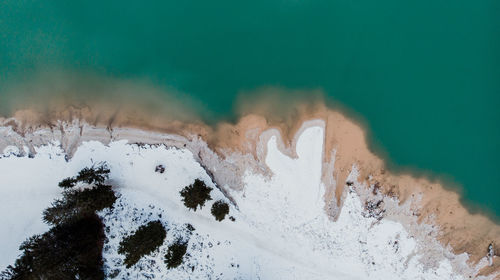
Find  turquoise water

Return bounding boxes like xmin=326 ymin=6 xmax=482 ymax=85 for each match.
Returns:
xmin=1 ymin=1 xmax=499 ymax=218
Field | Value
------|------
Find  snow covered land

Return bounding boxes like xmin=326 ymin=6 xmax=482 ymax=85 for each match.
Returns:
xmin=0 ymin=125 xmax=494 ymax=279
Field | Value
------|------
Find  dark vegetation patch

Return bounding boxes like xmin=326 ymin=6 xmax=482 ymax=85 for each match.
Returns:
xmin=2 ymin=215 xmax=106 ymax=280
xmin=211 ymin=200 xmax=229 ymax=221
xmin=118 ymin=221 xmax=167 ymax=268
xmin=58 ymin=163 xmax=110 ymax=188
xmin=2 ymin=165 xmax=115 ymax=280
xmin=164 ymin=240 xmax=188 ymax=269
xmin=185 ymin=223 xmax=195 ymax=232
xmin=43 ymin=184 xmax=116 ymax=225
xmin=75 ymin=165 xmax=110 ymax=185
xmin=58 ymin=177 xmax=77 ymax=189
xmin=180 ymin=179 xmax=212 ymax=211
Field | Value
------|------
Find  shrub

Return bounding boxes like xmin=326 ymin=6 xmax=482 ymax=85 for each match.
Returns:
xmin=180 ymin=179 xmax=212 ymax=211
xmin=164 ymin=240 xmax=188 ymax=269
xmin=211 ymin=200 xmax=229 ymax=221
xmin=1 ymin=214 xmax=106 ymax=280
xmin=43 ymin=184 xmax=117 ymax=225
xmin=118 ymin=221 xmax=167 ymax=268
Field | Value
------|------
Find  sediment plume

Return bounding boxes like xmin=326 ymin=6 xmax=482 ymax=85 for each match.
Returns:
xmin=0 ymin=91 xmax=498 ymax=277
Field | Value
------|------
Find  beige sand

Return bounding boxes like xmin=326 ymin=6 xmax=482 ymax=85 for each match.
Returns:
xmin=0 ymin=101 xmax=498 ymax=277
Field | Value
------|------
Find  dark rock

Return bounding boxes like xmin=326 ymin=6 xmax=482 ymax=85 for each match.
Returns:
xmin=155 ymin=165 xmax=165 ymax=173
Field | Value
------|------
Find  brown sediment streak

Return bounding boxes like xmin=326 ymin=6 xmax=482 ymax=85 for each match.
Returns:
xmin=0 ymin=101 xmax=499 ymax=276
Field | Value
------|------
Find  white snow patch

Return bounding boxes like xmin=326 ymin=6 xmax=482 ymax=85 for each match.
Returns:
xmin=0 ymin=127 xmax=465 ymax=279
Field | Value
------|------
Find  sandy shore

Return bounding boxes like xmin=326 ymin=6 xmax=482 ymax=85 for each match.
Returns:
xmin=0 ymin=103 xmax=498 ymax=277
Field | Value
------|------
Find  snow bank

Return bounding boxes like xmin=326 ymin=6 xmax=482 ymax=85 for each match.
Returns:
xmin=0 ymin=127 xmax=465 ymax=279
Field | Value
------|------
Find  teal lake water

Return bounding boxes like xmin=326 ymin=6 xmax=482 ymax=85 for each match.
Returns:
xmin=1 ymin=1 xmax=499 ymax=218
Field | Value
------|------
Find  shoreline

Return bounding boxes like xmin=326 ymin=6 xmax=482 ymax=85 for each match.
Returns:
xmin=0 ymin=104 xmax=498 ymax=276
